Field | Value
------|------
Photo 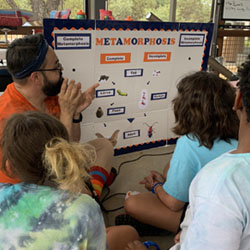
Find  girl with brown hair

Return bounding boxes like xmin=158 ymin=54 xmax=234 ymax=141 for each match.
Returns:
xmin=116 ymin=71 xmax=239 ymax=237
xmin=0 ymin=111 xmax=138 ymax=250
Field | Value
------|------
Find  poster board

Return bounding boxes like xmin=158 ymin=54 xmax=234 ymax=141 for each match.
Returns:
xmin=43 ymin=19 xmax=213 ymax=155
xmin=222 ymin=0 xmax=250 ymax=21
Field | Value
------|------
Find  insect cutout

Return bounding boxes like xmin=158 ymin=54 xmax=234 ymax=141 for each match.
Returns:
xmin=99 ymin=75 xmax=109 ymax=81
xmin=117 ymin=89 xmax=128 ymax=96
xmin=143 ymin=122 xmax=158 ymax=138
xmin=96 ymin=107 xmax=104 ymax=118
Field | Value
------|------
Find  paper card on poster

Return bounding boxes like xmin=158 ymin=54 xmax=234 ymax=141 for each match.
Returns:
xmin=55 ymin=33 xmax=91 ymax=50
xmin=107 ymin=107 xmax=126 ymax=116
xmin=179 ymin=34 xmax=205 ymax=47
xmin=123 ymin=130 xmax=140 ymax=140
xmin=124 ymin=68 xmax=144 ymax=77
xmin=96 ymin=89 xmax=115 ymax=98
xmin=151 ymin=92 xmax=167 ymax=101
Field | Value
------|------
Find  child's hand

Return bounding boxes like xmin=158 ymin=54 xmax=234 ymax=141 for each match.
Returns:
xmin=150 ymin=170 xmax=165 ymax=183
xmin=139 ymin=175 xmax=154 ymax=191
xmin=139 ymin=171 xmax=165 ymax=191
xmin=174 ymin=230 xmax=182 ymax=244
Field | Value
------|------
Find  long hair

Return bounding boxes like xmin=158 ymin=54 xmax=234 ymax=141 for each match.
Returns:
xmin=43 ymin=137 xmax=96 ymax=193
xmin=172 ymin=71 xmax=239 ymax=149
xmin=1 ymin=111 xmax=95 ymax=193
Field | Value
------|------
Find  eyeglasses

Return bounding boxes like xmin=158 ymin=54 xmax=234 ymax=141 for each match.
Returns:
xmin=36 ymin=62 xmax=62 ymax=72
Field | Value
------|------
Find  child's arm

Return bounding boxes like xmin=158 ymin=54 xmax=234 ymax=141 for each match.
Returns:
xmin=163 ymin=161 xmax=170 ymax=179
xmin=139 ymin=160 xmax=171 ymax=191
xmin=139 ymin=170 xmax=165 ymax=191
xmin=153 ymin=184 xmax=185 ymax=212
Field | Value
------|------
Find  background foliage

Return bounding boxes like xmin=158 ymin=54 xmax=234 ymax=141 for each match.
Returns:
xmin=0 ymin=0 xmax=84 ymax=21
xmin=109 ymin=0 xmax=212 ymax=22
xmin=0 ymin=0 xmax=212 ymax=22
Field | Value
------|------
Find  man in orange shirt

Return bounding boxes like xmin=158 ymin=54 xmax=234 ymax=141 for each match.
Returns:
xmin=0 ymin=34 xmax=117 ymax=197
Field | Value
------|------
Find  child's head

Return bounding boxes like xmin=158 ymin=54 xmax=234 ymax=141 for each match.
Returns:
xmin=237 ymin=55 xmax=250 ymax=122
xmin=172 ymin=71 xmax=239 ymax=149
xmin=1 ymin=111 xmax=96 ymax=193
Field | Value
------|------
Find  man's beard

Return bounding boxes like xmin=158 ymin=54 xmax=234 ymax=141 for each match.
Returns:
xmin=42 ymin=71 xmax=64 ymax=96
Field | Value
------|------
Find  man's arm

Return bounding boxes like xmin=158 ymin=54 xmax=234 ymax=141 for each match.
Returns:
xmin=58 ymin=80 xmax=99 ymax=142
xmin=71 ymin=112 xmax=81 ymax=142
xmin=70 ymin=83 xmax=100 ymax=142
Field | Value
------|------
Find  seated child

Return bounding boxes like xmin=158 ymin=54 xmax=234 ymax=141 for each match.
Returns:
xmin=125 ymin=57 xmax=250 ymax=250
xmin=116 ymin=71 xmax=239 ymax=235
xmin=0 ymin=111 xmax=138 ymax=250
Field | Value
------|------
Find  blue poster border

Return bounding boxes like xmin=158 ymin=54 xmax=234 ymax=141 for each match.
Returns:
xmin=44 ymin=19 xmax=213 ymax=72
xmin=43 ymin=19 xmax=213 ymax=155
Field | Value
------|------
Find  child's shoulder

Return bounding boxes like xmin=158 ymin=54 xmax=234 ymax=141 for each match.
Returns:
xmin=177 ymin=134 xmax=199 ymax=146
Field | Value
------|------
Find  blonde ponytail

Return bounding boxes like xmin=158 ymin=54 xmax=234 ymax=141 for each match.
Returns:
xmin=43 ymin=137 xmax=96 ymax=194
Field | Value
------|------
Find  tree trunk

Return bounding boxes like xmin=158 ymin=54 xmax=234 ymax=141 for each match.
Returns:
xmin=5 ymin=0 xmax=19 ymax=9
xmin=49 ymin=0 xmax=61 ymax=10
xmin=30 ymin=0 xmax=47 ymax=21
xmin=30 ymin=0 xmax=60 ymax=22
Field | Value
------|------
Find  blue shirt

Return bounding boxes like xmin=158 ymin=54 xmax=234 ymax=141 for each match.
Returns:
xmin=163 ymin=135 xmax=238 ymax=202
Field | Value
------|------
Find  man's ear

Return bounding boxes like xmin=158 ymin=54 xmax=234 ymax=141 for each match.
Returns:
xmin=5 ymin=160 xmax=12 ymax=175
xmin=5 ymin=160 xmax=18 ymax=179
xmin=30 ymin=71 xmax=42 ymax=83
xmin=233 ymin=90 xmax=243 ymax=111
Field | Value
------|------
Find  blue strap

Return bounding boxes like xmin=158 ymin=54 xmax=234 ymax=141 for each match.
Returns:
xmin=13 ymin=39 xmax=49 ymax=79
xmin=152 ymin=182 xmax=164 ymax=194
xmin=143 ymin=241 xmax=161 ymax=250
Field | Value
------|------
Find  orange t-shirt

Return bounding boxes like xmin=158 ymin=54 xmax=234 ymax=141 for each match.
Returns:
xmin=0 ymin=83 xmax=61 ymax=184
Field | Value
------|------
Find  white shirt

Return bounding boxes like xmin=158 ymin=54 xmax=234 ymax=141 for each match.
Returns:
xmin=181 ymin=152 xmax=250 ymax=250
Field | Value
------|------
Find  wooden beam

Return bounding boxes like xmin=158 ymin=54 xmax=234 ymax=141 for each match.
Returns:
xmin=218 ymin=29 xmax=250 ymax=37
xmin=0 ymin=26 xmax=42 ymax=35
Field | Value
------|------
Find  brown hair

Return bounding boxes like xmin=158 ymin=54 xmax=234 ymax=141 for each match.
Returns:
xmin=6 ymin=34 xmax=45 ymax=81
xmin=1 ymin=111 xmax=95 ymax=193
xmin=237 ymin=55 xmax=250 ymax=122
xmin=172 ymin=71 xmax=239 ymax=149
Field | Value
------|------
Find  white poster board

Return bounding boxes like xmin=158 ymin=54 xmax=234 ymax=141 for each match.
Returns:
xmin=44 ymin=19 xmax=213 ymax=155
xmin=222 ymin=0 xmax=250 ymax=20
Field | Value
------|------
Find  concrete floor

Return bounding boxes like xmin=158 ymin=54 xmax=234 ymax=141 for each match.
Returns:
xmin=101 ymin=145 xmax=176 ymax=250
